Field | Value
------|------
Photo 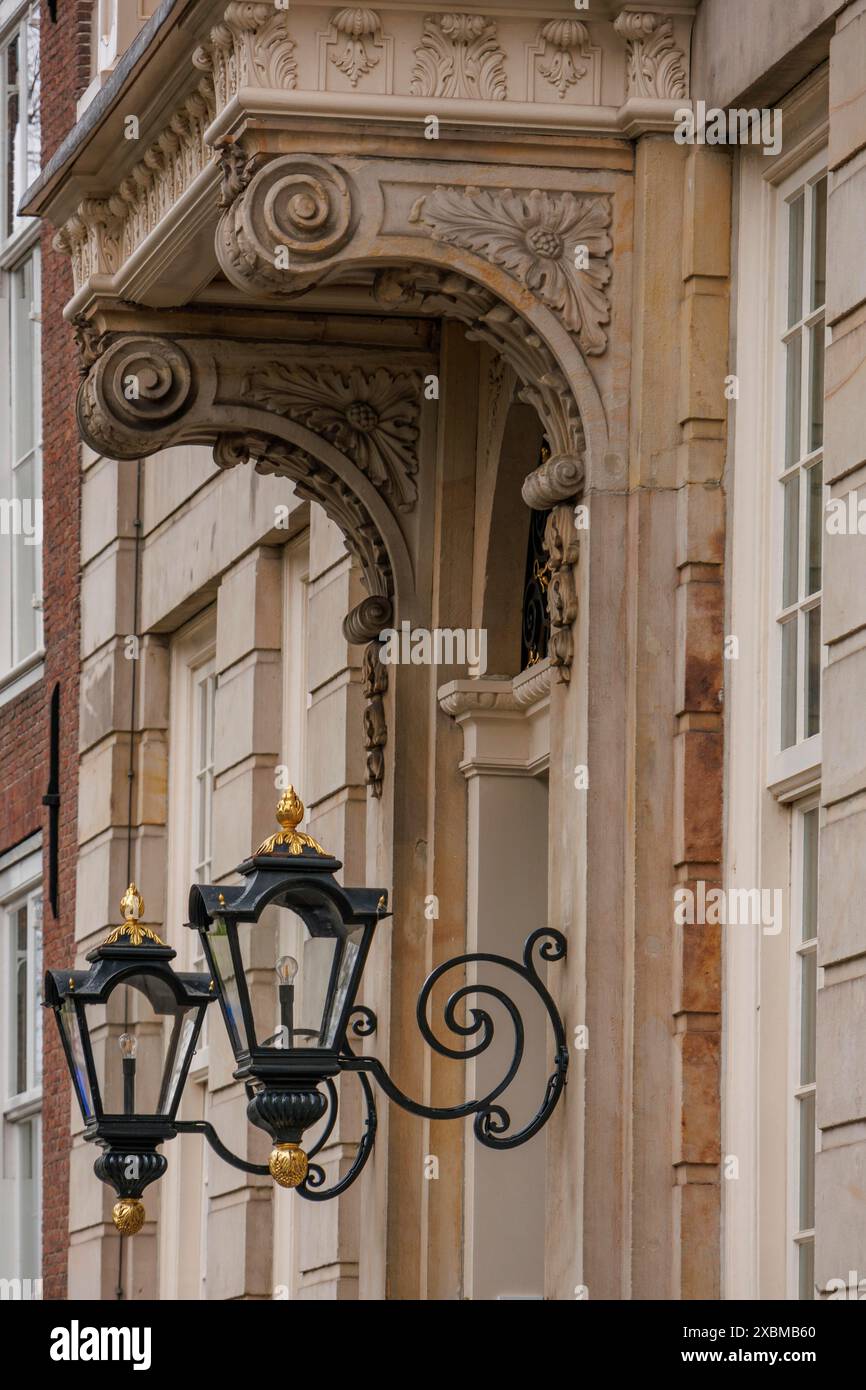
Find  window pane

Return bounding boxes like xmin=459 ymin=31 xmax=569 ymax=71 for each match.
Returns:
xmin=782 ymin=473 xmax=800 ymax=607
xmin=785 ymin=336 xmax=802 ymax=466
xmin=811 ymin=178 xmax=827 ymax=312
xmin=25 ymin=6 xmax=40 ymax=191
xmin=806 ymin=605 xmax=821 ymax=738
xmin=12 ymin=453 xmax=38 ymax=663
xmin=14 ymin=905 xmax=27 ymax=1094
xmin=781 ymin=618 xmax=798 ymax=749
xmin=809 ymin=319 xmax=824 ymax=453
xmin=6 ymin=35 xmax=20 ymax=240
xmin=12 ymin=256 xmax=37 ymax=462
xmin=806 ymin=461 xmax=822 ymax=596
xmin=788 ymin=193 xmax=804 ymax=327
xmin=798 ymin=1239 xmax=815 ymax=1301
xmin=800 ymin=950 xmax=817 ymax=1085
xmin=32 ymin=895 xmax=42 ymax=1087
xmin=17 ymin=1118 xmax=39 ymax=1279
xmin=798 ymin=1091 xmax=816 ymax=1230
xmin=802 ymin=808 xmax=819 ymax=943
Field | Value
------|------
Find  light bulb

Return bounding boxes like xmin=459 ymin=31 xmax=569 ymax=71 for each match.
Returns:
xmin=275 ymin=955 xmax=299 ymax=984
xmin=119 ymin=1033 xmax=138 ymax=1060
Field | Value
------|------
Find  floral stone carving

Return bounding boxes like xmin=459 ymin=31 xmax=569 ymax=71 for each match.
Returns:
xmin=417 ymin=185 xmax=612 ymax=356
xmin=410 ymin=13 xmax=507 ymax=101
xmin=242 ymin=363 xmax=421 ymax=511
xmin=329 ymin=8 xmax=383 ymax=88
xmin=613 ymin=12 xmax=687 ymax=101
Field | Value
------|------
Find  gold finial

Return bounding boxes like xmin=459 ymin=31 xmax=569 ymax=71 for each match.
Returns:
xmin=112 ymin=1197 xmax=146 ymax=1236
xmin=268 ymin=1142 xmax=308 ymax=1189
xmin=102 ymin=883 xmax=166 ymax=948
xmin=255 ymin=787 xmax=329 ymax=858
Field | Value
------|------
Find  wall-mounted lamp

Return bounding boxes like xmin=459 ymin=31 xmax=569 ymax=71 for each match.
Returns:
xmin=47 ymin=789 xmax=568 ymax=1227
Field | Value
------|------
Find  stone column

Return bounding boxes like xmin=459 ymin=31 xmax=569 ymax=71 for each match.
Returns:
xmin=816 ymin=0 xmax=866 ymax=1301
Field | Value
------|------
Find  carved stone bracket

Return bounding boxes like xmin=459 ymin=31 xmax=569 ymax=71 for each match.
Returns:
xmin=613 ymin=12 xmax=688 ymax=100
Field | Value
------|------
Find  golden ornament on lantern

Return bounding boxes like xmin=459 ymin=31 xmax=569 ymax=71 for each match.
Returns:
xmin=255 ymin=787 xmax=329 ymax=857
xmin=102 ymin=882 xmax=165 ymax=948
xmin=268 ymin=1142 xmax=309 ymax=1188
xmin=112 ymin=1197 xmax=146 ymax=1236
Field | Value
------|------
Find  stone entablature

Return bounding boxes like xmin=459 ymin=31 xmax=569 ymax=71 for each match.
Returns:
xmin=28 ymin=2 xmax=694 ymax=310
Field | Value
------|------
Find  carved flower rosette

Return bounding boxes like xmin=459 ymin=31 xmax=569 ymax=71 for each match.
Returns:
xmin=419 ymin=185 xmax=613 ymax=356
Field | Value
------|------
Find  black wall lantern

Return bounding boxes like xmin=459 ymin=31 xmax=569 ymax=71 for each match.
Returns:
xmin=44 ymin=885 xmax=215 ymax=1235
xmin=48 ymin=788 xmax=569 ymax=1223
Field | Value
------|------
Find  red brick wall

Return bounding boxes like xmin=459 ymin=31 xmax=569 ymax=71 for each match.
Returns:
xmin=38 ymin=0 xmax=92 ymax=1301
xmin=0 ymin=684 xmax=44 ymax=853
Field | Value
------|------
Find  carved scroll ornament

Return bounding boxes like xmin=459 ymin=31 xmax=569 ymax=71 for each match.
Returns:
xmin=410 ymin=13 xmax=507 ymax=101
xmin=613 ymin=12 xmax=688 ymax=100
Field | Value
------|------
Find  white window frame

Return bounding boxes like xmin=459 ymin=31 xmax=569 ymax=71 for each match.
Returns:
xmin=0 ymin=833 xmax=42 ymax=1281
xmin=0 ymin=4 xmax=42 ymax=695
xmin=787 ymin=796 xmax=820 ymax=1300
xmin=159 ymin=608 xmax=216 ymax=1300
xmin=768 ymin=148 xmax=828 ymax=795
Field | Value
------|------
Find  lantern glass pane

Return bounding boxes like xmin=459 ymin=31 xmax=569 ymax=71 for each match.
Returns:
xmin=58 ymin=998 xmax=94 ymax=1120
xmin=206 ymin=916 xmax=244 ymax=1053
xmin=87 ymin=973 xmax=201 ymax=1116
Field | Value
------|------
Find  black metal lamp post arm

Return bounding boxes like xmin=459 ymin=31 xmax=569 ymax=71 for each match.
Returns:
xmin=343 ymin=927 xmax=568 ymax=1144
xmin=174 ymin=1119 xmax=271 ymax=1176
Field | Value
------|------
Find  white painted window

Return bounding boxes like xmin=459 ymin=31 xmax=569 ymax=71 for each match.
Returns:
xmin=0 ymin=4 xmax=41 ymax=693
xmin=771 ymin=157 xmax=827 ymax=785
xmin=0 ymin=837 xmax=42 ymax=1282
xmin=790 ymin=800 xmax=819 ymax=1299
xmin=160 ymin=610 xmax=216 ymax=1300
xmin=272 ymin=534 xmax=309 ymax=1300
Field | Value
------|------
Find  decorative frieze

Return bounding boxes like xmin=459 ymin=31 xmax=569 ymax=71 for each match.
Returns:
xmin=328 ymin=8 xmax=384 ymax=88
xmin=415 ymin=185 xmax=612 ymax=356
xmin=613 ymin=12 xmax=688 ymax=100
xmin=534 ymin=20 xmax=592 ymax=102
xmin=410 ymin=13 xmax=507 ymax=101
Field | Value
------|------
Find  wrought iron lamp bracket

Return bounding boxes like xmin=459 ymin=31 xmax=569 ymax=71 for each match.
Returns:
xmin=173 ymin=929 xmax=567 ymax=1200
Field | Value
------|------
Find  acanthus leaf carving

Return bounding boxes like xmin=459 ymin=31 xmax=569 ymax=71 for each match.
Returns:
xmin=417 ymin=185 xmax=612 ymax=356
xmin=242 ymin=363 xmax=421 ymax=511
xmin=537 ymin=20 xmax=591 ymax=101
xmin=194 ymin=1 xmax=297 ymax=114
xmin=329 ymin=8 xmax=383 ymax=88
xmin=362 ymin=641 xmax=388 ymax=797
xmin=613 ymin=12 xmax=687 ymax=101
xmin=543 ymin=503 xmax=580 ymax=684
xmin=410 ymin=13 xmax=507 ymax=101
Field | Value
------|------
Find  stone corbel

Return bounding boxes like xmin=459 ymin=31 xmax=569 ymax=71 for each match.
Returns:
xmin=193 ymin=2 xmax=298 ymax=114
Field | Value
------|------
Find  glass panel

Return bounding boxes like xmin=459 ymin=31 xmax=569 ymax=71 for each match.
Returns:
xmin=32 ymin=895 xmax=42 ymax=1088
xmin=806 ymin=605 xmax=821 ymax=738
xmin=59 ymin=999 xmax=94 ymax=1119
xmin=204 ymin=917 xmax=243 ymax=1053
xmin=798 ymin=1091 xmax=816 ymax=1230
xmin=17 ymin=1118 xmax=38 ymax=1279
xmin=798 ymin=1239 xmax=815 ymax=1301
xmin=781 ymin=618 xmax=798 ymax=749
xmin=6 ymin=35 xmax=20 ymax=240
xmin=12 ymin=257 xmax=36 ymax=461
xmin=244 ymin=902 xmax=348 ymax=1051
xmin=158 ymin=1008 xmax=199 ymax=1115
xmin=782 ymin=473 xmax=800 ymax=608
xmin=787 ymin=193 xmax=804 ymax=327
xmin=13 ymin=452 xmax=38 ymax=664
xmin=809 ymin=319 xmax=824 ymax=453
xmin=806 ymin=461 xmax=822 ymax=596
xmin=89 ymin=973 xmax=199 ymax=1116
xmin=800 ymin=950 xmax=817 ymax=1085
xmin=785 ymin=337 xmax=802 ymax=467
xmin=14 ymin=905 xmax=27 ymax=1094
xmin=322 ymin=925 xmax=365 ymax=1048
xmin=802 ymin=808 xmax=819 ymax=943
xmin=25 ymin=6 xmax=40 ymax=193
xmin=811 ymin=178 xmax=827 ymax=312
